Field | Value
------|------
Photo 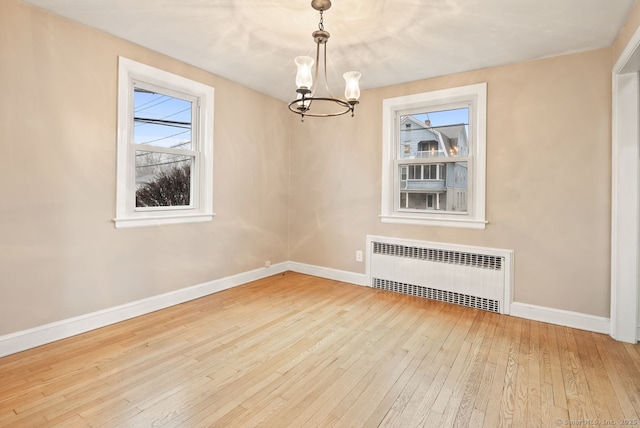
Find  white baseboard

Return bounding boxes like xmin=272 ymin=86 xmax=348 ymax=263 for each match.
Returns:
xmin=285 ymin=265 xmax=612 ymax=335
xmin=0 ymin=262 xmax=288 ymax=358
xmin=0 ymin=263 xmax=619 ymax=358
xmin=287 ymin=261 xmax=368 ymax=286
xmin=510 ymin=302 xmax=610 ymax=334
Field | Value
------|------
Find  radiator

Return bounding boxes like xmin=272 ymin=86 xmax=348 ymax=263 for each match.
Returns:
xmin=366 ymin=235 xmax=514 ymax=314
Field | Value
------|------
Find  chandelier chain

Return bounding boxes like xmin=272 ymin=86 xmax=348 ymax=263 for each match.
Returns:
xmin=318 ymin=10 xmax=324 ymax=31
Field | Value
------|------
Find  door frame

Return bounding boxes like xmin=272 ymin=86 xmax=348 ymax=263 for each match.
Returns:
xmin=611 ymin=26 xmax=640 ymax=343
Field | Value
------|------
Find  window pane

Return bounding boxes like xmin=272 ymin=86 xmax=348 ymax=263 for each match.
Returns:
xmin=133 ymin=87 xmax=192 ymax=150
xmin=135 ymin=151 xmax=193 ymax=207
xmin=400 ymin=107 xmax=469 ymax=159
xmin=399 ymin=163 xmax=444 ymax=191
xmin=449 ymin=161 xmax=468 ymax=212
xmin=400 ymin=166 xmax=408 ymax=190
xmin=427 ymin=164 xmax=437 ymax=179
xmin=397 ymin=161 xmax=468 ymax=212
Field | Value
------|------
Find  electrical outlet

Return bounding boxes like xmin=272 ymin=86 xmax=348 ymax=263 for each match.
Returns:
xmin=265 ymin=260 xmax=271 ymax=268
xmin=356 ymin=250 xmax=363 ymax=262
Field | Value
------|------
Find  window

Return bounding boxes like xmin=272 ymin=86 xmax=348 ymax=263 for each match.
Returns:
xmin=381 ymin=83 xmax=487 ymax=228
xmin=115 ymin=57 xmax=214 ymax=228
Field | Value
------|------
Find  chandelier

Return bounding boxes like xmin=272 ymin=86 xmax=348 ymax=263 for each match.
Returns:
xmin=288 ymin=0 xmax=361 ymax=121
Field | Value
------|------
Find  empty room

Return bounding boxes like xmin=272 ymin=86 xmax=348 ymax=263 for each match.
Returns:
xmin=1 ymin=0 xmax=640 ymax=426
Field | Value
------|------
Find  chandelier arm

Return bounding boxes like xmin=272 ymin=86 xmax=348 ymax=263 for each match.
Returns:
xmin=314 ymin=42 xmax=321 ymax=96
xmin=323 ymin=43 xmax=335 ymax=99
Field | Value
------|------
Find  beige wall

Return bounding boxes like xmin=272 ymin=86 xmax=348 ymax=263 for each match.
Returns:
xmin=290 ymin=48 xmax=613 ymax=317
xmin=0 ymin=0 xmax=290 ymax=335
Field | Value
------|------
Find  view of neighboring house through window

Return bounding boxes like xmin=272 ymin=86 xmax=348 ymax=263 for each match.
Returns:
xmin=381 ymin=82 xmax=486 ymax=229
xmin=115 ymin=57 xmax=214 ymax=228
xmin=398 ymin=108 xmax=469 ymax=213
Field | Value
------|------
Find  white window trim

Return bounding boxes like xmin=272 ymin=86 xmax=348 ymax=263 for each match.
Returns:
xmin=381 ymin=82 xmax=487 ymax=229
xmin=114 ymin=57 xmax=215 ymax=228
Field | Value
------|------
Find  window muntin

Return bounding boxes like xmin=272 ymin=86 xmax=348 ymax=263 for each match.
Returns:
xmin=381 ymin=83 xmax=486 ymax=228
xmin=115 ymin=57 xmax=214 ymax=228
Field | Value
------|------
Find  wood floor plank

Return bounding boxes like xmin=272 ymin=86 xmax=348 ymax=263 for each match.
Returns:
xmin=512 ymin=319 xmax=530 ymax=428
xmin=525 ymin=319 xmax=542 ymax=428
xmin=0 ymin=272 xmax=639 ymax=428
xmin=473 ymin=314 xmax=506 ymax=416
xmin=482 ymin=312 xmax=514 ymax=426
xmin=557 ymin=325 xmax=598 ymax=422
xmin=538 ymin=322 xmax=554 ymax=426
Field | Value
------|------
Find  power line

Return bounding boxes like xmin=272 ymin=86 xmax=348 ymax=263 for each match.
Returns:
xmin=161 ymin=107 xmax=191 ymax=120
xmin=135 ymin=96 xmax=172 ymax=113
xmin=134 ymin=117 xmax=191 ymax=129
xmin=137 ymin=129 xmax=190 ymax=145
xmin=134 ymin=107 xmax=191 ymax=128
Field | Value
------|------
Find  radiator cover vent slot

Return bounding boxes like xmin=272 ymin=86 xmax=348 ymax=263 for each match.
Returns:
xmin=372 ymin=242 xmax=503 ymax=271
xmin=373 ymin=278 xmax=500 ymax=313
xmin=367 ymin=236 xmax=513 ymax=315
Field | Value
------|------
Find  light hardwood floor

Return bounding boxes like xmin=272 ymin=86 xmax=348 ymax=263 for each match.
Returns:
xmin=1 ymin=272 xmax=639 ymax=427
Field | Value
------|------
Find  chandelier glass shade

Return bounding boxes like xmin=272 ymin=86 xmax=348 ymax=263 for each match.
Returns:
xmin=288 ymin=0 xmax=361 ymax=120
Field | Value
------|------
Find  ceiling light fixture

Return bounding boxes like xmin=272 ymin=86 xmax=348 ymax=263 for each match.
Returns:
xmin=288 ymin=0 xmax=361 ymax=121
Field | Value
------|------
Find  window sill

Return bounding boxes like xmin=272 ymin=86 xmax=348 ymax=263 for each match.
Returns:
xmin=114 ymin=212 xmax=215 ymax=229
xmin=380 ymin=214 xmax=487 ymax=229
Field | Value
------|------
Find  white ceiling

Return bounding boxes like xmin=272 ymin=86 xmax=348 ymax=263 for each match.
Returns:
xmin=21 ymin=0 xmax=637 ymax=102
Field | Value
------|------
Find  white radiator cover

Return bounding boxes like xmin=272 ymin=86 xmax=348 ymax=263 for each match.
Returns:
xmin=366 ymin=235 xmax=514 ymax=314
